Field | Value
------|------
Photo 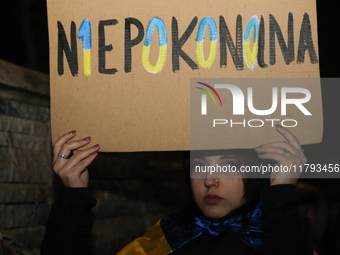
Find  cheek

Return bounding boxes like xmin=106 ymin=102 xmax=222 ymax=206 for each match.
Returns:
xmin=190 ymin=179 xmax=200 ymax=195
xmin=190 ymin=179 xmax=204 ymax=202
xmin=229 ymin=179 xmax=245 ymax=205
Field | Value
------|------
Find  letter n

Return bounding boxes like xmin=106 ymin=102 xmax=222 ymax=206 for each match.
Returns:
xmin=58 ymin=21 xmax=78 ymax=76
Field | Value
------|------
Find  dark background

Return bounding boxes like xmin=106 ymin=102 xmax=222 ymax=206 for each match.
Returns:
xmin=1 ymin=3 xmax=339 ymax=192
xmin=1 ymin=0 xmax=339 ymax=204
xmin=0 ymin=0 xmax=339 ymax=252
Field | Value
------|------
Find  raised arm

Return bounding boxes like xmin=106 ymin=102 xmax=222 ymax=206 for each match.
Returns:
xmin=41 ymin=131 xmax=99 ymax=255
xmin=256 ymin=125 xmax=313 ymax=255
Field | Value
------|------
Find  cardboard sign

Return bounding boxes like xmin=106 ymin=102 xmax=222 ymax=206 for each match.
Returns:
xmin=47 ymin=0 xmax=321 ymax=152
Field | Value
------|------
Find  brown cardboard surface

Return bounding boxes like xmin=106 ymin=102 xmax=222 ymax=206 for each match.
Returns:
xmin=47 ymin=0 xmax=321 ymax=152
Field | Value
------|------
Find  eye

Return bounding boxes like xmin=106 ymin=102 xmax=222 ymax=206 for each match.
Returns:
xmin=224 ymin=161 xmax=239 ymax=168
xmin=192 ymin=162 xmax=206 ymax=170
xmin=193 ymin=162 xmax=206 ymax=170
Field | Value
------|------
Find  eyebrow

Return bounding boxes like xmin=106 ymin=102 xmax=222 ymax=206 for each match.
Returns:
xmin=220 ymin=155 xmax=237 ymax=159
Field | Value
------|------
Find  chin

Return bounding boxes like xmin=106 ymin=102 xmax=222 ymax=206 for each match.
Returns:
xmin=203 ymin=207 xmax=230 ymax=219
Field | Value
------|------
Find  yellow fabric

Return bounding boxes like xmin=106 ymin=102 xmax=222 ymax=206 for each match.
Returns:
xmin=116 ymin=220 xmax=172 ymax=255
xmin=116 ymin=219 xmax=319 ymax=255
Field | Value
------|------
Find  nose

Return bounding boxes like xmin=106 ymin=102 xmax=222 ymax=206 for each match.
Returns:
xmin=204 ymin=178 xmax=219 ymax=188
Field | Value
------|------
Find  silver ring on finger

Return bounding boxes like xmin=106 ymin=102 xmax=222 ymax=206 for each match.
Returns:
xmin=58 ymin=153 xmax=69 ymax=159
xmin=282 ymin=148 xmax=291 ymax=156
xmin=298 ymin=149 xmax=304 ymax=153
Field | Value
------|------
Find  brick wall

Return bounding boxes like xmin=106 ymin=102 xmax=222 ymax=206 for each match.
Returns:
xmin=0 ymin=60 xmax=51 ymax=253
xmin=0 ymin=59 xmax=187 ymax=254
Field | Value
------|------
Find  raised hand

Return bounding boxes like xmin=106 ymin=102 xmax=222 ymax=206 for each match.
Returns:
xmin=52 ymin=130 xmax=99 ymax=187
xmin=255 ymin=125 xmax=307 ymax=186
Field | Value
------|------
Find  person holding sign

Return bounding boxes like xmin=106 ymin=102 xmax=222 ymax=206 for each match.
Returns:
xmin=41 ymin=125 xmax=314 ymax=254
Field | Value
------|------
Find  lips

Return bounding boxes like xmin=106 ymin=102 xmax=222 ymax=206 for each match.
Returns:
xmin=204 ymin=194 xmax=223 ymax=204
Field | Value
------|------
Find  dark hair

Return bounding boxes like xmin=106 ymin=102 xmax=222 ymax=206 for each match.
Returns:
xmin=174 ymin=150 xmax=269 ymax=231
